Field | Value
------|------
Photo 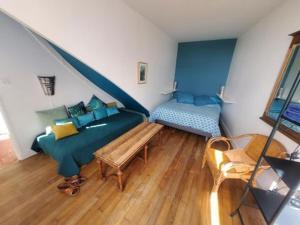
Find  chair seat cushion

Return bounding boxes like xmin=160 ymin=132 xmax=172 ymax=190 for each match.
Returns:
xmin=224 ymin=149 xmax=256 ymax=165
xmin=207 ymin=148 xmax=230 ymax=170
xmin=207 ymin=148 xmax=256 ymax=173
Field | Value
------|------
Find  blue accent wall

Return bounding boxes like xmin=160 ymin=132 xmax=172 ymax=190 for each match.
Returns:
xmin=175 ymin=39 xmax=237 ymax=96
xmin=47 ymin=42 xmax=149 ymax=116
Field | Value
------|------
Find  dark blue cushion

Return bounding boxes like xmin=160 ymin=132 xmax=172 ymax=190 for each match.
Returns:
xmin=77 ymin=112 xmax=95 ymax=127
xmin=55 ymin=117 xmax=81 ymax=129
xmin=67 ymin=101 xmax=86 ymax=117
xmin=175 ymin=92 xmax=194 ymax=104
xmin=106 ymin=107 xmax=120 ymax=116
xmin=86 ymin=95 xmax=105 ymax=112
xmin=194 ymin=95 xmax=219 ymax=106
xmin=93 ymin=107 xmax=108 ymax=120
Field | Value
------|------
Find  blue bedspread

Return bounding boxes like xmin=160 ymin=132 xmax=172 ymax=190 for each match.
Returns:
xmin=150 ymin=99 xmax=221 ymax=137
xmin=34 ymin=110 xmax=144 ymax=177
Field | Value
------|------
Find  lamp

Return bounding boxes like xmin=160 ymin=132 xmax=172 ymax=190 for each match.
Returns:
xmin=38 ymin=76 xmax=55 ymax=96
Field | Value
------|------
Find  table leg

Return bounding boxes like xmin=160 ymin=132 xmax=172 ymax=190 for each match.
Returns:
xmin=144 ymin=144 xmax=148 ymax=164
xmin=117 ymin=169 xmax=123 ymax=191
xmin=97 ymin=159 xmax=105 ymax=180
xmin=159 ymin=130 xmax=163 ymax=145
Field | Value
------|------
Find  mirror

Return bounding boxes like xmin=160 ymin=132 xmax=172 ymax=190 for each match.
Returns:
xmin=261 ymin=32 xmax=300 ymax=143
xmin=269 ymin=45 xmax=300 ymax=131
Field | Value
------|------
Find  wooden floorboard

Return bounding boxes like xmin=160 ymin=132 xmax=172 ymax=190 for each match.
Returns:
xmin=0 ymin=127 xmax=265 ymax=225
xmin=0 ymin=137 xmax=17 ymax=167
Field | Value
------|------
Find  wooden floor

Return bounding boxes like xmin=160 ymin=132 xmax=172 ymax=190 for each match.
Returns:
xmin=0 ymin=136 xmax=17 ymax=167
xmin=0 ymin=128 xmax=265 ymax=225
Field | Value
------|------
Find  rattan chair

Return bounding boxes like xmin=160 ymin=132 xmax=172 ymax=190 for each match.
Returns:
xmin=202 ymin=134 xmax=287 ymax=192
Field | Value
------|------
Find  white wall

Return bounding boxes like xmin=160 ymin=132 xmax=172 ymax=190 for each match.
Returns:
xmin=0 ymin=111 xmax=8 ymax=135
xmin=222 ymin=0 xmax=300 ymax=151
xmin=0 ymin=0 xmax=178 ymax=111
xmin=0 ymin=12 xmax=119 ymax=160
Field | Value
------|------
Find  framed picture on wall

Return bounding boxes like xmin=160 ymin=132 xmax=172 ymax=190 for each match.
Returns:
xmin=137 ymin=62 xmax=147 ymax=84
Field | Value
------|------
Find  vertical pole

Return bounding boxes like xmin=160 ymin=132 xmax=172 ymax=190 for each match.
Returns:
xmin=231 ymin=71 xmax=300 ymax=217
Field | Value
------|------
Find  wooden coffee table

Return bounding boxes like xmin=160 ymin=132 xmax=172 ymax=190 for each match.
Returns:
xmin=94 ymin=122 xmax=164 ymax=191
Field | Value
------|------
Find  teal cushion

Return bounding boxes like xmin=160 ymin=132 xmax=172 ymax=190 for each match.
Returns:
xmin=86 ymin=95 xmax=105 ymax=112
xmin=55 ymin=117 xmax=81 ymax=129
xmin=67 ymin=101 xmax=86 ymax=117
xmin=175 ymin=92 xmax=194 ymax=104
xmin=106 ymin=107 xmax=120 ymax=116
xmin=93 ymin=107 xmax=108 ymax=120
xmin=36 ymin=106 xmax=68 ymax=128
xmin=194 ymin=95 xmax=216 ymax=106
xmin=194 ymin=95 xmax=222 ymax=106
xmin=77 ymin=112 xmax=95 ymax=127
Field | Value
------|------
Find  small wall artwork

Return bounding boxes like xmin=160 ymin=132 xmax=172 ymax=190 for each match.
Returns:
xmin=137 ymin=62 xmax=147 ymax=84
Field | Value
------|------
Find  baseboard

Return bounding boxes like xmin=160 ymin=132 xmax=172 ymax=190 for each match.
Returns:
xmin=220 ymin=119 xmax=239 ymax=148
xmin=220 ymin=118 xmax=232 ymax=137
xmin=19 ymin=150 xmax=37 ymax=160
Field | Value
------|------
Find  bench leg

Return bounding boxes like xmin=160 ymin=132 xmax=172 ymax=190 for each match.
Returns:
xmin=159 ymin=130 xmax=164 ymax=145
xmin=144 ymin=145 xmax=148 ymax=164
xmin=117 ymin=169 xmax=123 ymax=191
xmin=97 ymin=159 xmax=106 ymax=180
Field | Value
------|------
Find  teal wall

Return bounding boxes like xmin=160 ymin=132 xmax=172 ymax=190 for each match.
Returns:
xmin=175 ymin=39 xmax=237 ymax=96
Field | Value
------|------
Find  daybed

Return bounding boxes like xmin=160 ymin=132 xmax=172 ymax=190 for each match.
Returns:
xmin=32 ymin=109 xmax=144 ymax=177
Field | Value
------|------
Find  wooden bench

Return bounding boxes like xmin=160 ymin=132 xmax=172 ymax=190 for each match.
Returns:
xmin=94 ymin=122 xmax=164 ymax=191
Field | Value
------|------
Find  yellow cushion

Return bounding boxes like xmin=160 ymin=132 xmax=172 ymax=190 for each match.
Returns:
xmin=51 ymin=123 xmax=78 ymax=140
xmin=106 ymin=102 xmax=117 ymax=108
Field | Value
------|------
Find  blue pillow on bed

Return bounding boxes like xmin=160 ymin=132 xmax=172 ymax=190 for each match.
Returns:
xmin=67 ymin=101 xmax=86 ymax=117
xmin=211 ymin=96 xmax=222 ymax=105
xmin=86 ymin=95 xmax=106 ymax=112
xmin=175 ymin=92 xmax=194 ymax=104
xmin=194 ymin=95 xmax=220 ymax=106
xmin=77 ymin=112 xmax=95 ymax=127
xmin=106 ymin=107 xmax=120 ymax=116
xmin=93 ymin=107 xmax=108 ymax=120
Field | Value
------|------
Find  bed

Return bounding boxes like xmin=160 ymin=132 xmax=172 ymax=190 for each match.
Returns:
xmin=149 ymin=99 xmax=221 ymax=137
xmin=32 ymin=110 xmax=144 ymax=177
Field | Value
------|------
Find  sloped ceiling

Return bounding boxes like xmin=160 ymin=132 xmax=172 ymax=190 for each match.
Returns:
xmin=123 ymin=0 xmax=285 ymax=42
xmin=47 ymin=40 xmax=150 ymax=116
xmin=0 ymin=0 xmax=178 ymax=113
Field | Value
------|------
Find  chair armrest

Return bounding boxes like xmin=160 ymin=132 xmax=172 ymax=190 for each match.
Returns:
xmin=221 ymin=162 xmax=270 ymax=173
xmin=206 ymin=136 xmax=231 ymax=151
xmin=206 ymin=134 xmax=257 ymax=152
xmin=220 ymin=162 xmax=254 ymax=172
